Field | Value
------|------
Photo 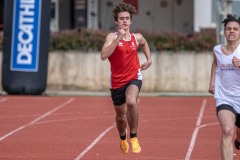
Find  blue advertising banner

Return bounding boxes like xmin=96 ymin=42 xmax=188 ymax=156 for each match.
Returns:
xmin=2 ymin=0 xmax=51 ymax=95
xmin=11 ymin=0 xmax=42 ymax=72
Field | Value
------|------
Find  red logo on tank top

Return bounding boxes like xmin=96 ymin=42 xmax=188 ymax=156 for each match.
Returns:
xmin=130 ymin=42 xmax=137 ymax=50
xmin=118 ymin=42 xmax=123 ymax=46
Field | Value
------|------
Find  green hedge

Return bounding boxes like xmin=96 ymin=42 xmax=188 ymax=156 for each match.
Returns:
xmin=49 ymin=29 xmax=106 ymax=52
xmin=0 ymin=28 xmax=217 ymax=52
xmin=140 ymin=28 xmax=216 ymax=52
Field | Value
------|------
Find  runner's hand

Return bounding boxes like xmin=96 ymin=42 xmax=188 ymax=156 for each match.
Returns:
xmin=141 ymin=61 xmax=151 ymax=71
xmin=232 ymin=56 xmax=240 ymax=67
xmin=117 ymin=29 xmax=126 ymax=40
xmin=208 ymin=84 xmax=215 ymax=94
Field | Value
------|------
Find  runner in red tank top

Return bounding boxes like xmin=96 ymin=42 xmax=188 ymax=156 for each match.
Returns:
xmin=101 ymin=2 xmax=152 ymax=154
xmin=109 ymin=32 xmax=141 ymax=89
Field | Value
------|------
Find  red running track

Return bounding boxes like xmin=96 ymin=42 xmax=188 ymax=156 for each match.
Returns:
xmin=0 ymin=95 xmax=239 ymax=160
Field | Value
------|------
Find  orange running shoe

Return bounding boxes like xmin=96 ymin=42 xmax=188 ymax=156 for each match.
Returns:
xmin=130 ymin=137 xmax=141 ymax=153
xmin=120 ymin=139 xmax=129 ymax=154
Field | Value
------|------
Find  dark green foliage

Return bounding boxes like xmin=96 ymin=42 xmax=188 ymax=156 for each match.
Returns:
xmin=49 ymin=29 xmax=107 ymax=51
xmin=140 ymin=28 xmax=217 ymax=52
xmin=0 ymin=28 xmax=217 ymax=52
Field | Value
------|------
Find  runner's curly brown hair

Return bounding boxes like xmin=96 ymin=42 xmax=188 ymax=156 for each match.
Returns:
xmin=112 ymin=2 xmax=137 ymax=21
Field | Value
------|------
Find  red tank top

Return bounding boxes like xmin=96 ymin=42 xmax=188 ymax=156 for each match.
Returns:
xmin=108 ymin=33 xmax=142 ymax=89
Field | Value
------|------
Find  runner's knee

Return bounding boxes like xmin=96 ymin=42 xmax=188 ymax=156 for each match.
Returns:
xmin=222 ymin=126 xmax=234 ymax=137
xmin=126 ymin=96 xmax=137 ymax=107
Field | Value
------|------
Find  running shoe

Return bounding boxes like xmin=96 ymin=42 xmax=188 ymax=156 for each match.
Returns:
xmin=234 ymin=139 xmax=240 ymax=150
xmin=120 ymin=139 xmax=129 ymax=154
xmin=130 ymin=137 xmax=141 ymax=153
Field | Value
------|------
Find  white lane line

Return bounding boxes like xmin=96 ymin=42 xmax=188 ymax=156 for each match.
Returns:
xmin=36 ymin=116 xmax=113 ymax=125
xmin=0 ymin=97 xmax=8 ymax=104
xmin=0 ymin=98 xmax=74 ymax=142
xmin=199 ymin=122 xmax=218 ymax=129
xmin=74 ymin=123 xmax=116 ymax=160
xmin=185 ymin=99 xmax=207 ymax=160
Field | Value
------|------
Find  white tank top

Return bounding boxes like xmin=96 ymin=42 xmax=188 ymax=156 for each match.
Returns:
xmin=214 ymin=44 xmax=240 ymax=113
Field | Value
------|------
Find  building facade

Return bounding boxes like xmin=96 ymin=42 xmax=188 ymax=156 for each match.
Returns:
xmin=1 ymin=0 xmax=240 ymax=34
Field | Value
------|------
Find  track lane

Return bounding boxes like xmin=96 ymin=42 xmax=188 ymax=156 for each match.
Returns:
xmin=0 ymin=96 xmax=226 ymax=160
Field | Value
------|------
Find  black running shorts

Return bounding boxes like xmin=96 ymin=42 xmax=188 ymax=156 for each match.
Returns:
xmin=217 ymin=104 xmax=240 ymax=128
xmin=110 ymin=79 xmax=142 ymax=106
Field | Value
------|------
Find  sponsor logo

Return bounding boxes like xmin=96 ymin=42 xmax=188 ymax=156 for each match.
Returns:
xmin=11 ymin=0 xmax=42 ymax=72
xmin=220 ymin=63 xmax=235 ymax=70
xmin=130 ymin=42 xmax=137 ymax=50
xmin=118 ymin=42 xmax=123 ymax=46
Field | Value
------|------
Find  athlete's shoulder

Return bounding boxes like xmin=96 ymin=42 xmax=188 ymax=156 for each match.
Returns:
xmin=132 ymin=33 xmax=143 ymax=38
xmin=132 ymin=33 xmax=145 ymax=45
xmin=106 ymin=32 xmax=117 ymax=39
xmin=213 ymin=44 xmax=221 ymax=52
xmin=214 ymin=44 xmax=221 ymax=48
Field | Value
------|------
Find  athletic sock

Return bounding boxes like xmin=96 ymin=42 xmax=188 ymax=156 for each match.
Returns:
xmin=120 ymin=133 xmax=126 ymax=140
xmin=130 ymin=132 xmax=137 ymax=138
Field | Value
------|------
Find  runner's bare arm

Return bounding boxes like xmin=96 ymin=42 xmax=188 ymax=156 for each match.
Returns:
xmin=135 ymin=33 xmax=152 ymax=70
xmin=101 ymin=33 xmax=121 ymax=61
xmin=208 ymin=53 xmax=217 ymax=94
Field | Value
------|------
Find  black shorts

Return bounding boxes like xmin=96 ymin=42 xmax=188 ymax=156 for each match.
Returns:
xmin=110 ymin=79 xmax=142 ymax=106
xmin=217 ymin=104 xmax=240 ymax=128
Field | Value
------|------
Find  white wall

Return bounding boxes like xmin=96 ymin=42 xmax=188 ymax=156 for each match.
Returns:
xmin=87 ymin=0 xmax=99 ymax=29
xmin=49 ymin=0 xmax=217 ymax=33
xmin=50 ymin=0 xmax=219 ymax=33
xmin=0 ymin=51 xmax=213 ymax=93
xmin=99 ymin=0 xmax=194 ymax=33
xmin=132 ymin=0 xmax=194 ymax=33
xmin=99 ymin=0 xmax=121 ymax=30
xmin=194 ymin=0 xmax=214 ymax=32
xmin=50 ymin=0 xmax=59 ymax=31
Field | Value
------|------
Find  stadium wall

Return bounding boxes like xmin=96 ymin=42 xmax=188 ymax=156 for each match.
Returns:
xmin=0 ymin=52 xmax=213 ymax=93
